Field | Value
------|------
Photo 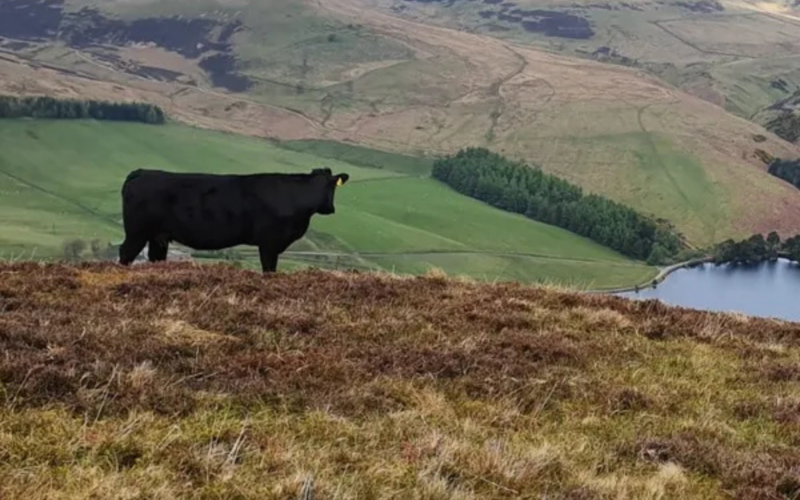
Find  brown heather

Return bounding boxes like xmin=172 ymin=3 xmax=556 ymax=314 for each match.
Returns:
xmin=1 ymin=261 xmax=800 ymax=499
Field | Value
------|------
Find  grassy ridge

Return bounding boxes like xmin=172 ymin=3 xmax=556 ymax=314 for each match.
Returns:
xmin=0 ymin=120 xmax=655 ymax=288
xmin=1 ymin=262 xmax=800 ymax=498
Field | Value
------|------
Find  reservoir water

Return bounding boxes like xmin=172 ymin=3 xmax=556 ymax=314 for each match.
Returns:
xmin=616 ymin=258 xmax=800 ymax=322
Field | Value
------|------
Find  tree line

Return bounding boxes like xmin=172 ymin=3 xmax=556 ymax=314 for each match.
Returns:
xmin=0 ymin=95 xmax=165 ymax=124
xmin=712 ymin=232 xmax=800 ymax=265
xmin=431 ymin=147 xmax=685 ymax=263
xmin=767 ymin=158 xmax=800 ymax=190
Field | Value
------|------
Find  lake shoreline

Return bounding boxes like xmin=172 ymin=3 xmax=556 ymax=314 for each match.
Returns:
xmin=586 ymin=250 xmax=800 ymax=296
xmin=594 ymin=256 xmax=800 ymax=322
xmin=585 ymin=256 xmax=714 ymax=295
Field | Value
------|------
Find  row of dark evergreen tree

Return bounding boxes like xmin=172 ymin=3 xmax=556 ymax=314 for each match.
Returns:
xmin=786 ymin=236 xmax=800 ymax=262
xmin=431 ymin=147 xmax=685 ymax=263
xmin=767 ymin=158 xmax=800 ymax=190
xmin=0 ymin=95 xmax=165 ymax=124
xmin=713 ymin=232 xmax=800 ymax=265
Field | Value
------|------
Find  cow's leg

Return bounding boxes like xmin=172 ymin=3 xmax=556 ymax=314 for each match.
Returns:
xmin=269 ymin=254 xmax=280 ymax=272
xmin=147 ymin=237 xmax=169 ymax=262
xmin=258 ymin=246 xmax=279 ymax=273
xmin=119 ymin=235 xmax=148 ymax=265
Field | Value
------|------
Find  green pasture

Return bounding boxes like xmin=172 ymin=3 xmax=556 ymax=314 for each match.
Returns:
xmin=0 ymin=119 xmax=656 ymax=288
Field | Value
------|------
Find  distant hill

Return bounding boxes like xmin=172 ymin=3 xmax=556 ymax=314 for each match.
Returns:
xmin=372 ymin=0 xmax=800 ymax=129
xmin=1 ymin=0 xmax=800 ymax=245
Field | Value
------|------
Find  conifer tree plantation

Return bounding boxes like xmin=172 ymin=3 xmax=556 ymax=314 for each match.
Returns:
xmin=0 ymin=95 xmax=165 ymax=125
xmin=712 ymin=232 xmax=800 ymax=265
xmin=432 ymin=148 xmax=685 ymax=264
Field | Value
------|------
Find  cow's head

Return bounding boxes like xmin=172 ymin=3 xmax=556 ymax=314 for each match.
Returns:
xmin=311 ymin=167 xmax=349 ymax=215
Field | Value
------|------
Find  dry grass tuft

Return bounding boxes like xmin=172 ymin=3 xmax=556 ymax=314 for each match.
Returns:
xmin=154 ymin=319 xmax=242 ymax=348
xmin=1 ymin=261 xmax=800 ymax=498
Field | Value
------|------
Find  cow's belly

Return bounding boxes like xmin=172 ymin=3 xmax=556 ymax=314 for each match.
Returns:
xmin=169 ymin=225 xmax=252 ymax=250
xmin=171 ymin=234 xmax=243 ymax=251
xmin=163 ymin=207 xmax=254 ymax=250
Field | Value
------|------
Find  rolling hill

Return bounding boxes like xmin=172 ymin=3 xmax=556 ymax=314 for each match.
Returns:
xmin=0 ymin=118 xmax=656 ymax=289
xmin=2 ymin=261 xmax=800 ymax=498
xmin=1 ymin=0 xmax=800 ymax=246
xmin=362 ymin=0 xmax=800 ymax=132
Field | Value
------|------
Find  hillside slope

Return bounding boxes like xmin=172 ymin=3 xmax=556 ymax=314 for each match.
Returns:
xmin=362 ymin=0 xmax=800 ymax=133
xmin=0 ymin=119 xmax=655 ymax=289
xmin=1 ymin=0 xmax=800 ymax=244
xmin=1 ymin=261 xmax=800 ymax=499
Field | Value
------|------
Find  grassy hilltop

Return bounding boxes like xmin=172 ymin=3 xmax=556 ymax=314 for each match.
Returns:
xmin=0 ymin=119 xmax=655 ymax=289
xmin=2 ymin=261 xmax=800 ymax=499
xmin=2 ymin=0 xmax=800 ymax=245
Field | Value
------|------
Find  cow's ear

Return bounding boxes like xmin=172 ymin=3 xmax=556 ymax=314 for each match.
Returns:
xmin=335 ymin=173 xmax=350 ymax=187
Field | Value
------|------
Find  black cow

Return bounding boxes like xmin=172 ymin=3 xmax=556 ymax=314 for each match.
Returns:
xmin=118 ymin=167 xmax=350 ymax=272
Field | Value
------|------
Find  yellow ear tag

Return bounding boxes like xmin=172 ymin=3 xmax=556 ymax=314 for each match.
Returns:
xmin=336 ymin=177 xmax=343 ymax=186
